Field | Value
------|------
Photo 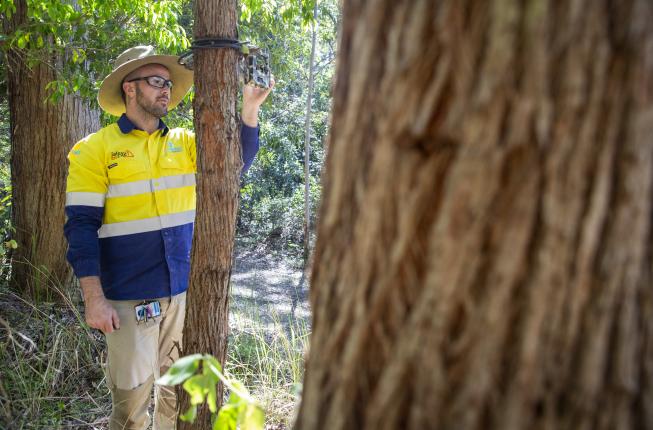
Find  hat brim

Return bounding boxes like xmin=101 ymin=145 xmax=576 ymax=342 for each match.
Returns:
xmin=98 ymin=55 xmax=193 ymax=117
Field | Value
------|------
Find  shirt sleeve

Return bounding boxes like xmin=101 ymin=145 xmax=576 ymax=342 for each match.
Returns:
xmin=240 ymin=123 xmax=260 ymax=174
xmin=63 ymin=137 xmax=107 ymax=278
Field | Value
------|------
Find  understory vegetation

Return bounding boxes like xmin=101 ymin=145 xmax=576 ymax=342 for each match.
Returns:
xmin=0 ymin=272 xmax=309 ymax=428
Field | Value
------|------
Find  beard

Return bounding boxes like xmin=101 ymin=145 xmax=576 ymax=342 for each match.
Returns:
xmin=135 ymin=86 xmax=168 ymax=118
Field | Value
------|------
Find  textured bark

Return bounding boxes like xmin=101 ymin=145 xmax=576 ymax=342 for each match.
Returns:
xmin=296 ymin=1 xmax=653 ymax=429
xmin=4 ymin=0 xmax=100 ymax=297
xmin=179 ymin=0 xmax=240 ymax=427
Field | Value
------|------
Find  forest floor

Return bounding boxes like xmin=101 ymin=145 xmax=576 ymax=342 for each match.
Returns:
xmin=0 ymin=244 xmax=311 ymax=429
xmin=230 ymin=246 xmax=311 ymax=334
xmin=228 ymin=245 xmax=311 ymax=428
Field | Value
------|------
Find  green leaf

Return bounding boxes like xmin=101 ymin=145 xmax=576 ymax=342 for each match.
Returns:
xmin=204 ymin=355 xmax=223 ymax=373
xmin=6 ymin=240 xmax=18 ymax=249
xmin=214 ymin=403 xmax=238 ymax=430
xmin=16 ymin=33 xmax=27 ymax=49
xmin=183 ymin=374 xmax=210 ymax=406
xmin=281 ymin=7 xmax=294 ymax=23
xmin=240 ymin=404 xmax=265 ymax=430
xmin=206 ymin=380 xmax=218 ymax=413
xmin=201 ymin=358 xmax=219 ymax=413
xmin=227 ymin=381 xmax=245 ymax=405
xmin=180 ymin=405 xmax=197 ymax=422
xmin=155 ymin=353 xmax=202 ymax=386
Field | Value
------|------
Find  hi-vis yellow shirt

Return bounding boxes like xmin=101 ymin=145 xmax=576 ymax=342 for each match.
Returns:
xmin=67 ymin=120 xmax=196 ymax=230
xmin=64 ymin=114 xmax=260 ymax=300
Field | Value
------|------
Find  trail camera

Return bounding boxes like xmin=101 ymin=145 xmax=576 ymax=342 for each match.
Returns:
xmin=177 ymin=44 xmax=271 ymax=89
xmin=239 ymin=46 xmax=271 ymax=89
xmin=177 ymin=51 xmax=195 ymax=71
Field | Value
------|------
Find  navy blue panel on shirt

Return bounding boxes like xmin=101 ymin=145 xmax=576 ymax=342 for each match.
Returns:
xmin=160 ymin=223 xmax=193 ymax=296
xmin=99 ymin=223 xmax=193 ymax=300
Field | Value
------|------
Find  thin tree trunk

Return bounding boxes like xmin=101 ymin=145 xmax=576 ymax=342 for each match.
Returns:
xmin=303 ymin=0 xmax=319 ymax=263
xmin=179 ymin=0 xmax=239 ymax=427
xmin=3 ymin=0 xmax=100 ymax=298
xmin=296 ymin=1 xmax=653 ymax=429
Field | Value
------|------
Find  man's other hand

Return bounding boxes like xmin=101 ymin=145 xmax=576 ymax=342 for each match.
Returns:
xmin=80 ymin=276 xmax=120 ymax=333
xmin=242 ymin=76 xmax=276 ymax=127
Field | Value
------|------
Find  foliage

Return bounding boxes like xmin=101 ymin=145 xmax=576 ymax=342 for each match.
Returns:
xmin=240 ymin=175 xmax=321 ymax=249
xmin=241 ymin=0 xmax=317 ymax=28
xmin=0 ymin=256 xmax=309 ymax=427
xmin=238 ymin=0 xmax=338 ymax=254
xmin=157 ymin=353 xmax=265 ymax=430
xmin=0 ymin=0 xmax=191 ymax=119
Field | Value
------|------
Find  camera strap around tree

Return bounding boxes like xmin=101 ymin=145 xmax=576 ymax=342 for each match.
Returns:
xmin=178 ymin=37 xmax=271 ymax=89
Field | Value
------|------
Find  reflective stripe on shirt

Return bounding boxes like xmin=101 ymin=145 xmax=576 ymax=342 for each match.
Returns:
xmin=98 ymin=209 xmax=196 ymax=238
xmin=66 ymin=192 xmax=106 ymax=207
xmin=106 ymin=173 xmax=196 ymax=198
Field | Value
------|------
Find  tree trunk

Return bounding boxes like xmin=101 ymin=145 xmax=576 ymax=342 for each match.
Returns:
xmin=179 ymin=0 xmax=239 ymax=427
xmin=296 ymin=1 xmax=653 ymax=429
xmin=303 ymin=0 xmax=319 ymax=263
xmin=4 ymin=0 xmax=100 ymax=298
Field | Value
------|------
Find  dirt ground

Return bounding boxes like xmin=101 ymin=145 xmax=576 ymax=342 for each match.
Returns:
xmin=230 ymin=248 xmax=311 ymax=332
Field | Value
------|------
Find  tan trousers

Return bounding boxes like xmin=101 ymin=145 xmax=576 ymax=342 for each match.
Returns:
xmin=105 ymin=292 xmax=186 ymax=430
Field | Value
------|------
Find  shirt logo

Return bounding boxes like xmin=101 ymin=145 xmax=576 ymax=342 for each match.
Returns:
xmin=111 ymin=150 xmax=134 ymax=160
xmin=167 ymin=141 xmax=183 ymax=153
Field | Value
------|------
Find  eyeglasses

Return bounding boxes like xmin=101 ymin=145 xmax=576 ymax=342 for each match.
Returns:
xmin=126 ymin=75 xmax=173 ymax=90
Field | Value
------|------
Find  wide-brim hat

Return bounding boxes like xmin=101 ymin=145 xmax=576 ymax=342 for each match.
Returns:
xmin=98 ymin=45 xmax=193 ymax=117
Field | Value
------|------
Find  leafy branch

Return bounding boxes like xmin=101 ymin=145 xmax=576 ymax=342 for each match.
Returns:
xmin=156 ymin=353 xmax=265 ymax=430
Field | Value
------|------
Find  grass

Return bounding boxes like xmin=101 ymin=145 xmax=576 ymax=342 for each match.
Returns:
xmin=0 ymin=275 xmax=310 ymax=429
xmin=0 ymin=284 xmax=109 ymax=429
xmin=227 ymin=307 xmax=309 ymax=427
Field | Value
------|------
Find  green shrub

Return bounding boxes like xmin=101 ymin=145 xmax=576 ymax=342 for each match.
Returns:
xmin=239 ymin=177 xmax=321 ymax=255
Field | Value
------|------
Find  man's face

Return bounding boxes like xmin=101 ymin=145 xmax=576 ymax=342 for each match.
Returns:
xmin=124 ymin=64 xmax=171 ymax=118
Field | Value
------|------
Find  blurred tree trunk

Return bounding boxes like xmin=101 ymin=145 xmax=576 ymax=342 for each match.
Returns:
xmin=179 ymin=0 xmax=240 ymax=427
xmin=3 ymin=0 xmax=100 ymax=298
xmin=303 ymin=0 xmax=319 ymax=263
xmin=296 ymin=1 xmax=653 ymax=429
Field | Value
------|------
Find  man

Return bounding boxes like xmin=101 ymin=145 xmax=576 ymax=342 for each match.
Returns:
xmin=63 ymin=45 xmax=274 ymax=429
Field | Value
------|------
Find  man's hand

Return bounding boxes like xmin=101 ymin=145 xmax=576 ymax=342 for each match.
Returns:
xmin=242 ymin=76 xmax=276 ymax=127
xmin=80 ymin=276 xmax=120 ymax=333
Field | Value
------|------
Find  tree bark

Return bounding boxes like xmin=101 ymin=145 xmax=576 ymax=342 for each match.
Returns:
xmin=179 ymin=0 xmax=240 ymax=427
xmin=303 ymin=1 xmax=319 ymax=263
xmin=296 ymin=1 xmax=653 ymax=429
xmin=4 ymin=0 xmax=100 ymax=298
